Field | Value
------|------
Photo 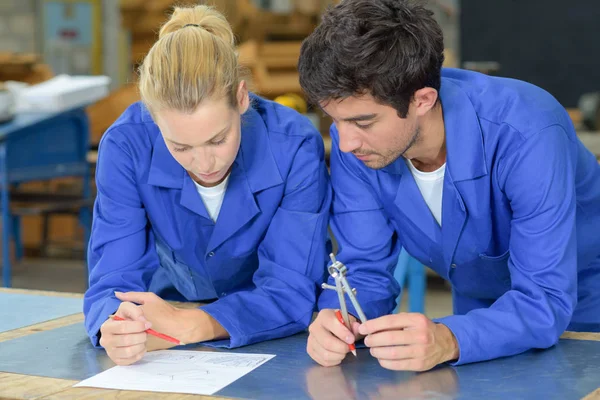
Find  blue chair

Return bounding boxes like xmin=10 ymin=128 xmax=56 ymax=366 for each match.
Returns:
xmin=393 ymin=248 xmax=426 ymax=313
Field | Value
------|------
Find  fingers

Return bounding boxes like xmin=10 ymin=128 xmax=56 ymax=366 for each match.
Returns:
xmin=111 ymin=345 xmax=147 ymax=366
xmin=307 ymin=334 xmax=346 ymax=367
xmin=100 ymin=321 xmax=147 ymax=365
xmin=107 ymin=319 xmax=151 ymax=335
xmin=101 ymin=318 xmax=149 ymax=341
xmin=307 ymin=310 xmax=354 ymax=367
xmin=106 ymin=332 xmax=148 ymax=348
xmin=360 ymin=314 xmax=445 ymax=372
xmin=115 ymin=291 xmax=158 ymax=306
xmin=115 ymin=301 xmax=149 ymax=323
xmin=364 ymin=329 xmax=431 ymax=348
xmin=101 ymin=303 xmax=149 ymax=343
xmin=113 ymin=353 xmax=145 ymax=366
xmin=311 ymin=323 xmax=350 ymax=355
xmin=359 ymin=313 xmax=430 ymax=336
xmin=320 ymin=310 xmax=356 ymax=346
xmin=351 ymin=321 xmax=362 ymax=339
xmin=100 ymin=318 xmax=149 ymax=347
xmin=369 ymin=344 xmax=427 ymax=361
xmin=100 ymin=301 xmax=150 ymax=366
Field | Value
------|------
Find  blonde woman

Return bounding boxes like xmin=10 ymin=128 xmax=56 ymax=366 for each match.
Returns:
xmin=84 ymin=5 xmax=331 ymax=366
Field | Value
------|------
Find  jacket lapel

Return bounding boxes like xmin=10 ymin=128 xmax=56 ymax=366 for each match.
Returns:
xmin=179 ymin=174 xmax=212 ymax=220
xmin=206 ymin=105 xmax=284 ymax=252
xmin=146 ymin=127 xmax=212 ymax=220
xmin=386 ymin=158 xmax=442 ymax=245
xmin=439 ymin=76 xmax=488 ymax=267
xmin=143 ymin=100 xmax=285 ymax=254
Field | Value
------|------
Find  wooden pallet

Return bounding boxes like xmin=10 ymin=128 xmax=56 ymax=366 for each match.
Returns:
xmin=0 ymin=53 xmax=53 ymax=85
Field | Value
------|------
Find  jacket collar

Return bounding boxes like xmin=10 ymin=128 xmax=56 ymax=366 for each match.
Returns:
xmin=382 ymin=77 xmax=488 ymax=182
xmin=146 ymin=102 xmax=283 ymax=192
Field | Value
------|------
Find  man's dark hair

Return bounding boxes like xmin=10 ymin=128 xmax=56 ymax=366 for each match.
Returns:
xmin=298 ymin=0 xmax=444 ymax=118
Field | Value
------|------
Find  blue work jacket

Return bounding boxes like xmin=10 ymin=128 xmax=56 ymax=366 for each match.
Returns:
xmin=319 ymin=68 xmax=600 ymax=365
xmin=84 ymin=94 xmax=331 ymax=348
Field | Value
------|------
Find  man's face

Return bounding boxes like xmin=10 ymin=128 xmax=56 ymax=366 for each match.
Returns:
xmin=321 ymin=94 xmax=420 ymax=169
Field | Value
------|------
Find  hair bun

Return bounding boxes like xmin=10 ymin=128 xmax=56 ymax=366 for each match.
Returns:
xmin=159 ymin=5 xmax=235 ymax=46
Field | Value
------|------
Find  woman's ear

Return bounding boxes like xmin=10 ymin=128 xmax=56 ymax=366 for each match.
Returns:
xmin=237 ymin=81 xmax=250 ymax=114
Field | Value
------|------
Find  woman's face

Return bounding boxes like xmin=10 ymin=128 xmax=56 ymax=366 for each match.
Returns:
xmin=155 ymin=82 xmax=249 ymax=187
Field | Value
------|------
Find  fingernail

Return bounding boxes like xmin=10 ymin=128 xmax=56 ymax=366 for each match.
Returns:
xmin=144 ymin=322 xmax=152 ymax=330
xmin=114 ymin=291 xmax=123 ymax=296
xmin=345 ymin=335 xmax=354 ymax=344
xmin=358 ymin=325 xmax=367 ymax=335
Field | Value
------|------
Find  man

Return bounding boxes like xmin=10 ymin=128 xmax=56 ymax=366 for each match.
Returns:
xmin=298 ymin=0 xmax=600 ymax=371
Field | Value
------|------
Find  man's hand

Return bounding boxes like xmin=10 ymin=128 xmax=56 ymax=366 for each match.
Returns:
xmin=307 ymin=309 xmax=361 ymax=367
xmin=359 ymin=313 xmax=459 ymax=371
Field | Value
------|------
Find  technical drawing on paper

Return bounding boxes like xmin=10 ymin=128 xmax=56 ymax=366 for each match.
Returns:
xmin=74 ymin=350 xmax=276 ymax=396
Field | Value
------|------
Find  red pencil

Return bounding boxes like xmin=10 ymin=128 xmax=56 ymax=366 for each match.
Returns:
xmin=110 ymin=315 xmax=185 ymax=346
xmin=335 ymin=309 xmax=357 ymax=357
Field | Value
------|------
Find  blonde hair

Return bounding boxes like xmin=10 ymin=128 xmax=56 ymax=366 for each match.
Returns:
xmin=139 ymin=5 xmax=240 ymax=114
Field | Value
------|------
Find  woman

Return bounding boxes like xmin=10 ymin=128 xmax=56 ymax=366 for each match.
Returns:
xmin=83 ymin=5 xmax=331 ymax=366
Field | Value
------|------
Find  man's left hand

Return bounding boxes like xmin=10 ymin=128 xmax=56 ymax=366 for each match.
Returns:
xmin=358 ymin=313 xmax=459 ymax=371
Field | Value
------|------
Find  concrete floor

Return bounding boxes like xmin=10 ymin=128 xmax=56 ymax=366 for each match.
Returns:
xmin=1 ymin=257 xmax=88 ymax=293
xmin=1 ymin=257 xmax=454 ymax=318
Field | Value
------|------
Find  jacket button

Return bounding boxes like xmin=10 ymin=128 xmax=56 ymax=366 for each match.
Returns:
xmin=208 ymin=252 xmax=215 ymax=257
xmin=451 ymin=263 xmax=457 ymax=268
xmin=221 ymin=292 xmax=227 ymax=297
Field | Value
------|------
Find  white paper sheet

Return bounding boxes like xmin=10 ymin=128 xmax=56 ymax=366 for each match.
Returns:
xmin=74 ymin=350 xmax=275 ymax=395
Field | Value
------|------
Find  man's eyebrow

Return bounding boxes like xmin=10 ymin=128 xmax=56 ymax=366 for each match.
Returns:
xmin=342 ymin=113 xmax=377 ymax=122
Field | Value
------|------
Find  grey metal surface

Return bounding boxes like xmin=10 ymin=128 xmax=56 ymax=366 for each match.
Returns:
xmin=0 ymin=292 xmax=82 ymax=333
xmin=0 ymin=322 xmax=598 ymax=399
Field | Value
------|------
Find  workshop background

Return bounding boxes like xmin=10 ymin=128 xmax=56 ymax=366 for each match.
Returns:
xmin=0 ymin=0 xmax=599 ymax=318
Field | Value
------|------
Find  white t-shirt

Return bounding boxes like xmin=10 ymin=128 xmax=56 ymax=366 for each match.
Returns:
xmin=193 ymin=175 xmax=230 ymax=222
xmin=406 ymin=159 xmax=446 ymax=226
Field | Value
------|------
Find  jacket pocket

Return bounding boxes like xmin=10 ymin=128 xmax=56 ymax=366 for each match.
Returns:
xmin=155 ymin=237 xmax=197 ymax=298
xmin=479 ymin=249 xmax=510 ymax=261
xmin=479 ymin=250 xmax=511 ymax=284
xmin=450 ymin=250 xmax=511 ymax=299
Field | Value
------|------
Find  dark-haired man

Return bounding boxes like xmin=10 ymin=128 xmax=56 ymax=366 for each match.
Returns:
xmin=299 ymin=0 xmax=600 ymax=371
